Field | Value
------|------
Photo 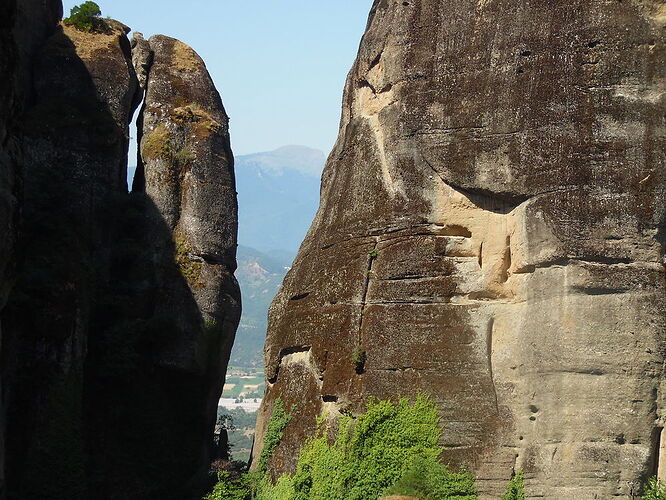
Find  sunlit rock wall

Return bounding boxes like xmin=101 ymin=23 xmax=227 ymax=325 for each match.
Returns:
xmin=255 ymin=1 xmax=666 ymax=498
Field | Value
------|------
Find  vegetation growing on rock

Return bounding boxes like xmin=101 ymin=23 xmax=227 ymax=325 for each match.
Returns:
xmin=351 ymin=348 xmax=367 ymax=374
xmin=501 ymin=471 xmax=525 ymax=500
xmin=205 ymin=396 xmax=477 ymax=500
xmin=644 ymin=477 xmax=666 ymax=500
xmin=175 ymin=231 xmax=203 ymax=289
xmin=63 ymin=1 xmax=102 ymax=32
xmin=257 ymin=398 xmax=292 ymax=474
xmin=141 ymin=124 xmax=172 ymax=161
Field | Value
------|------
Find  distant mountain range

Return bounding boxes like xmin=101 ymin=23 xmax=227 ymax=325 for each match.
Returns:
xmin=235 ymin=145 xmax=324 ymax=255
xmin=129 ymin=144 xmax=323 ymax=256
xmin=127 ymin=145 xmax=324 ymax=367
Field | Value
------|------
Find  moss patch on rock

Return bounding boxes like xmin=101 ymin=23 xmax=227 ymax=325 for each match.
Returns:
xmin=172 ymin=40 xmax=202 ymax=72
xmin=141 ymin=124 xmax=172 ymax=161
xmin=174 ymin=231 xmax=203 ymax=290
xmin=172 ymin=103 xmax=223 ymax=142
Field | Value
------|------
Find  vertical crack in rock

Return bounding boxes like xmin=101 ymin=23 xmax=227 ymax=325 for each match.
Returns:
xmin=486 ymin=316 xmax=499 ymax=415
xmin=356 ymin=238 xmax=379 ymax=357
xmin=654 ymin=426 xmax=665 ymax=480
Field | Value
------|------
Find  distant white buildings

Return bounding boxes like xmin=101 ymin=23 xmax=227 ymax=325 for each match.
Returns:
xmin=218 ymin=397 xmax=262 ymax=412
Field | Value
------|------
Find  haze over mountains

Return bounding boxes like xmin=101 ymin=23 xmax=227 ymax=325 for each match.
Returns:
xmin=232 ymin=145 xmax=325 ymax=366
xmin=235 ymin=145 xmax=325 ymax=255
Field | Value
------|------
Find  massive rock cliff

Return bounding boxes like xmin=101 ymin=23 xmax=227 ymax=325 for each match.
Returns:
xmin=0 ymin=4 xmax=240 ymax=499
xmin=256 ymin=0 xmax=666 ymax=498
xmin=0 ymin=1 xmax=65 ymax=497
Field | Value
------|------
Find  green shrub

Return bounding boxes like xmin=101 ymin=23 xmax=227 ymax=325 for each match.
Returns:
xmin=645 ymin=476 xmax=666 ymax=500
xmin=257 ymin=398 xmax=292 ymax=473
xmin=63 ymin=1 xmax=102 ymax=32
xmin=384 ymin=455 xmax=477 ymax=500
xmin=502 ymin=470 xmax=525 ymax=500
xmin=204 ymin=395 xmax=477 ymax=500
xmin=204 ymin=471 xmax=249 ymax=500
xmin=261 ymin=395 xmax=477 ymax=500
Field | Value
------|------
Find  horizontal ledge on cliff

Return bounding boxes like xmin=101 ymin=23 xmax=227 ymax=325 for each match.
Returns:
xmin=374 ymin=366 xmax=416 ymax=372
xmin=571 ymin=286 xmax=629 ymax=296
xmin=514 ymin=257 xmax=660 ymax=274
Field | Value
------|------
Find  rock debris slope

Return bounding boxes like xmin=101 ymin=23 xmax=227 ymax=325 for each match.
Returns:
xmin=255 ymin=1 xmax=666 ymax=498
xmin=0 ymin=3 xmax=240 ymax=499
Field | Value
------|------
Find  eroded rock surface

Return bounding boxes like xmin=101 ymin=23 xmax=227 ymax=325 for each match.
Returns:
xmin=255 ymin=1 xmax=666 ymax=498
xmin=0 ymin=10 xmax=240 ymax=500
xmin=136 ymin=32 xmax=240 ymax=374
xmin=130 ymin=33 xmax=241 ymax=488
xmin=2 ymin=16 xmax=142 ymax=499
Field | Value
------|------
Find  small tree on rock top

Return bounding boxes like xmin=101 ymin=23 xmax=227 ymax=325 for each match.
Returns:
xmin=64 ymin=1 xmax=102 ymax=32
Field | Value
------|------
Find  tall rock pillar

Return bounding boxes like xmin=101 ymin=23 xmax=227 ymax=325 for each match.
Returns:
xmin=255 ymin=1 xmax=666 ymax=498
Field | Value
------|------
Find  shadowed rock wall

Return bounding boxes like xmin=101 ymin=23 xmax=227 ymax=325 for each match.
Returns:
xmin=0 ymin=6 xmax=240 ymax=500
xmin=0 ymin=1 xmax=65 ymax=497
xmin=255 ymin=1 xmax=666 ymax=498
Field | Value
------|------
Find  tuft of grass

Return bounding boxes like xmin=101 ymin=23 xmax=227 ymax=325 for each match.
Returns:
xmin=141 ymin=124 xmax=172 ymax=161
xmin=644 ymin=476 xmax=666 ymax=500
xmin=502 ymin=470 xmax=525 ymax=500
xmin=351 ymin=349 xmax=367 ymax=374
xmin=174 ymin=232 xmax=203 ymax=290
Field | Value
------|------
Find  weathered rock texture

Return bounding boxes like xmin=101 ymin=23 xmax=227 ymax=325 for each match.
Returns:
xmin=255 ymin=1 xmax=666 ymax=498
xmin=130 ymin=32 xmax=241 ymax=483
xmin=0 ymin=6 xmax=240 ymax=500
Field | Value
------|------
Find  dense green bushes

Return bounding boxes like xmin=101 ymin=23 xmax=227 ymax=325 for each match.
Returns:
xmin=206 ymin=401 xmax=666 ymax=500
xmin=205 ymin=395 xmax=477 ymax=500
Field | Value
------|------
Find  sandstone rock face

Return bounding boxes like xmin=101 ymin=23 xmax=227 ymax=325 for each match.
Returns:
xmin=130 ymin=33 xmax=241 ymax=488
xmin=0 ymin=0 xmax=64 ymax=347
xmin=130 ymin=32 xmax=152 ymax=93
xmin=136 ymin=31 xmax=240 ymax=386
xmin=255 ymin=1 xmax=666 ymax=498
xmin=0 ymin=10 xmax=240 ymax=500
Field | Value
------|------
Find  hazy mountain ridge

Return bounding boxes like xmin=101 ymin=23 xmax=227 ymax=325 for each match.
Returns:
xmin=235 ymin=145 xmax=324 ymax=253
xmin=228 ymin=146 xmax=323 ymax=367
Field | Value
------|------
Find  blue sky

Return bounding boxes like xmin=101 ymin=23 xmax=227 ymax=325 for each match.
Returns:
xmin=62 ymin=0 xmax=374 ymax=156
